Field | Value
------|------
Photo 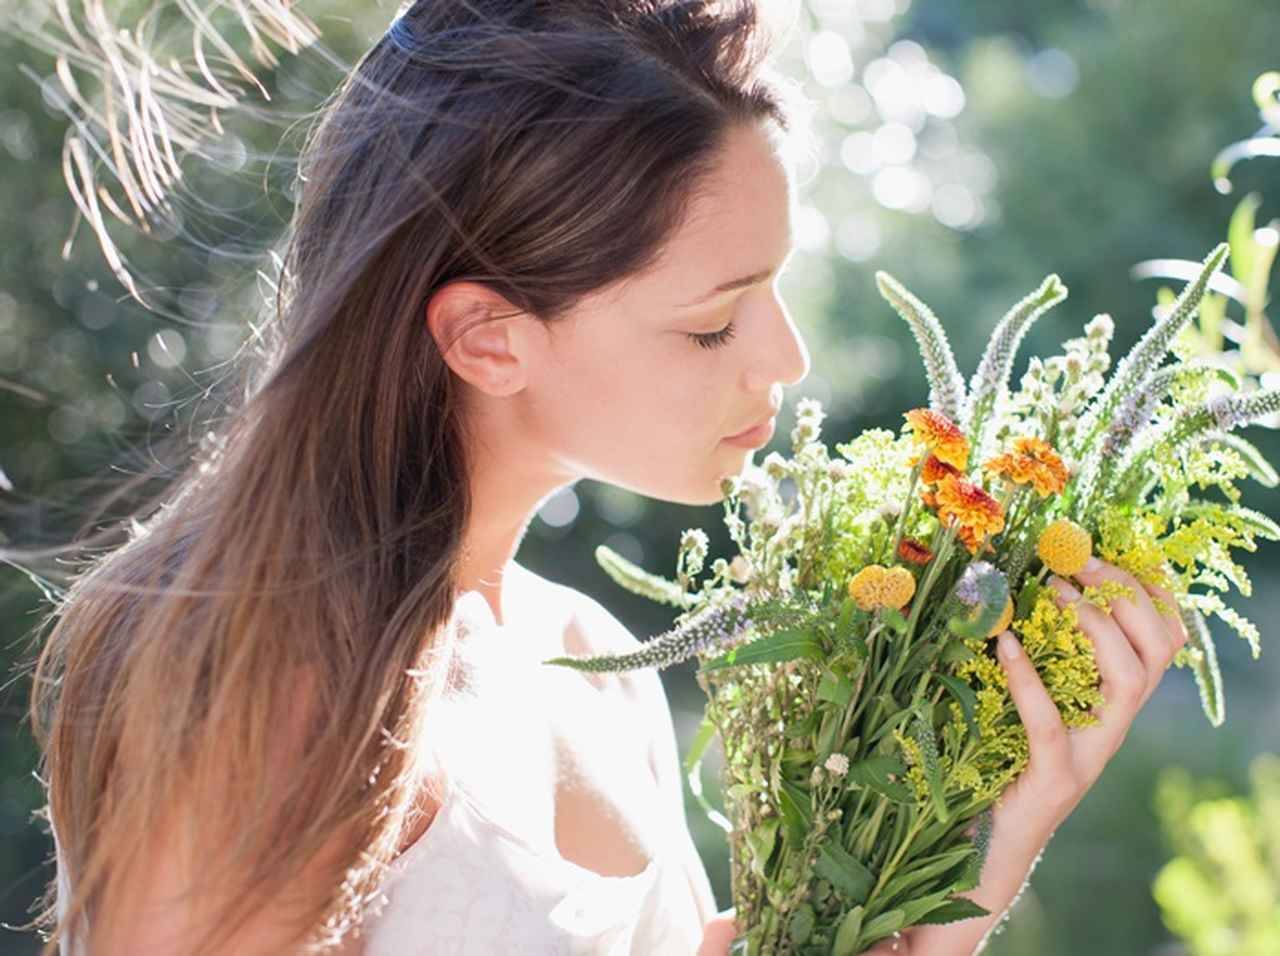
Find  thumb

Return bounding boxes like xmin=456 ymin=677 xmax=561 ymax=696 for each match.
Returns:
xmin=697 ymin=907 xmax=739 ymax=956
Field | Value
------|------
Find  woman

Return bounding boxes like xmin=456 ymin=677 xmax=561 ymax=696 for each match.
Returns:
xmin=11 ymin=1 xmax=1188 ymax=954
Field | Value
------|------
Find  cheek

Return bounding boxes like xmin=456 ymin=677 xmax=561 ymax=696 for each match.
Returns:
xmin=542 ymin=347 xmax=749 ymax=502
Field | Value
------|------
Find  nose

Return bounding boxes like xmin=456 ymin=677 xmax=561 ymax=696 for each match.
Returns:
xmin=745 ymin=292 xmax=810 ymax=395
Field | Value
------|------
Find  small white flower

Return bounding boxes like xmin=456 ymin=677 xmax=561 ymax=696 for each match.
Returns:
xmin=824 ymin=753 xmax=850 ymax=777
xmin=810 ymin=765 xmax=824 ymax=786
xmin=1086 ymin=313 xmax=1115 ymax=340
xmin=762 ymin=451 xmax=789 ymax=481
xmin=729 ymin=555 xmax=752 ymax=583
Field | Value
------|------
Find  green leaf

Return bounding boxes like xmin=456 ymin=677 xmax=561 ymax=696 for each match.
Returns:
xmin=913 ymin=897 xmax=992 ymax=926
xmin=879 ymin=846 xmax=979 ymax=905
xmin=847 ymin=755 xmax=914 ymax=803
xmin=682 ymin=712 xmax=717 ymax=778
xmin=778 ymin=778 xmax=812 ymax=845
xmin=817 ymin=668 xmax=856 ymax=708
xmin=933 ymin=673 xmax=980 ymax=739
xmin=746 ymin=818 xmax=780 ymax=879
xmin=1015 ymin=576 xmax=1044 ymax=622
xmin=880 ymin=606 xmax=909 ymax=635
xmin=832 ymin=905 xmax=865 ymax=956
xmin=938 ymin=638 xmax=977 ymax=664
xmin=700 ymin=627 xmax=823 ymax=672
xmin=814 ymin=840 xmax=875 ymax=904
xmin=859 ymin=908 xmax=906 ymax=946
xmin=1228 ymin=191 xmax=1262 ymax=289
xmin=788 ymin=902 xmax=816 ymax=945
xmin=816 ymin=708 xmax=843 ymax=760
xmin=683 ymin=711 xmax=732 ymax=833
xmin=837 ymin=596 xmax=859 ymax=636
xmin=898 ymin=887 xmax=965 ymax=926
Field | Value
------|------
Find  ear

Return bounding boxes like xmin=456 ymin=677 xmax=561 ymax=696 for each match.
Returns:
xmin=426 ymin=280 xmax=531 ymax=397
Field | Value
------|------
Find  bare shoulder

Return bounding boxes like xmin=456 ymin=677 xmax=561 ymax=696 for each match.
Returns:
xmin=513 ymin=563 xmax=653 ymax=698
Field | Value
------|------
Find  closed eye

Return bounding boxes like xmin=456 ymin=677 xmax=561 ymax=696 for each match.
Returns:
xmin=687 ymin=320 xmax=737 ymax=350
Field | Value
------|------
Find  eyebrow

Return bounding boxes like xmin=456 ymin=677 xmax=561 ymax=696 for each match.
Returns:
xmin=677 ymin=253 xmax=793 ymax=309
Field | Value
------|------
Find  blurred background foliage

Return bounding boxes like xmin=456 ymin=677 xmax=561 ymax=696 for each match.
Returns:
xmin=1 ymin=0 xmax=1278 ymax=953
xmin=1152 ymin=753 xmax=1280 ymax=956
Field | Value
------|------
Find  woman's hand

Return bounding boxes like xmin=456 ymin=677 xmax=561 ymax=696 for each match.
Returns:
xmin=903 ymin=555 xmax=1189 ymax=955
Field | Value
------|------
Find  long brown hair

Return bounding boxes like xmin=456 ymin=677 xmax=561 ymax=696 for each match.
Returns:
xmin=9 ymin=1 xmax=803 ymax=952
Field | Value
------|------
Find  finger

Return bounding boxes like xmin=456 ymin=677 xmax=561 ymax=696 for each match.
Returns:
xmin=1142 ymin=579 xmax=1189 ymax=655
xmin=1048 ymin=576 xmax=1145 ymax=720
xmin=995 ymin=629 xmax=1071 ymax=775
xmin=697 ymin=912 xmax=738 ymax=956
xmin=1073 ymin=558 xmax=1175 ymax=694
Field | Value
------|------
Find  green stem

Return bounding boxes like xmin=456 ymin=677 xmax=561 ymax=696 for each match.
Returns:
xmin=888 ymin=457 xmax=927 ymax=564
xmin=904 ymin=522 xmax=960 ymax=643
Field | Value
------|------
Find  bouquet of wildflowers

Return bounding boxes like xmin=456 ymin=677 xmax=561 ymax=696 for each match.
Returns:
xmin=544 ymin=242 xmax=1280 ymax=954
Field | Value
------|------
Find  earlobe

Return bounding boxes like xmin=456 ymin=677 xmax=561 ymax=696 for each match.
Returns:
xmin=426 ymin=281 xmax=528 ymax=397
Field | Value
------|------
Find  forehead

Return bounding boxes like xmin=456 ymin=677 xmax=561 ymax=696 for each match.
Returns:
xmin=626 ymin=124 xmax=797 ymax=301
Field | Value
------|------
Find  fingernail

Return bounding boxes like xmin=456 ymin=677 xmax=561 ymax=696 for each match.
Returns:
xmin=1048 ymin=575 xmax=1080 ymax=601
xmin=1083 ymin=556 xmax=1103 ymax=573
xmin=998 ymin=632 xmax=1022 ymax=659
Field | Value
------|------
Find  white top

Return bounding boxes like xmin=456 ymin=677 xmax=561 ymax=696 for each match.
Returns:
xmin=52 ymin=589 xmax=709 ymax=955
xmin=358 ymin=772 xmax=701 ymax=955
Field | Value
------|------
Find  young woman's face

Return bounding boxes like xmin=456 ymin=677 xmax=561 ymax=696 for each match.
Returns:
xmin=518 ymin=122 xmax=810 ymax=506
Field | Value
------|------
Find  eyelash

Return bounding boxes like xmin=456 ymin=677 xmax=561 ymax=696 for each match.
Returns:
xmin=688 ymin=320 xmax=738 ymax=350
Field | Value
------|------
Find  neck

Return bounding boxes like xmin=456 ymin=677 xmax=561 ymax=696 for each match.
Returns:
xmin=455 ymin=411 xmax=578 ymax=628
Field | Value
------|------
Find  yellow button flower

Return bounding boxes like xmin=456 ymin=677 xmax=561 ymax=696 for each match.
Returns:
xmin=847 ymin=564 xmax=917 ymax=611
xmin=1037 ymin=518 xmax=1093 ymax=577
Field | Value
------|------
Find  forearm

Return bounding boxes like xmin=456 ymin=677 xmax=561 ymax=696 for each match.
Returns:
xmin=899 ymin=813 xmax=1053 ymax=956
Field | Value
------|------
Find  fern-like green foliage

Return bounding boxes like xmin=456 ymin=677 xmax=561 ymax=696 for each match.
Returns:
xmin=874 ymin=271 xmax=967 ymax=422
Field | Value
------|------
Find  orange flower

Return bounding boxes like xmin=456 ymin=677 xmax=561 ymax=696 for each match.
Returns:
xmin=982 ymin=436 xmax=1070 ymax=498
xmin=919 ymin=454 xmax=962 ymax=485
xmin=934 ymin=474 xmax=1005 ymax=550
xmin=956 ymin=523 xmax=996 ymax=556
xmin=904 ymin=408 xmax=970 ymax=471
xmin=897 ymin=537 xmax=935 ymax=565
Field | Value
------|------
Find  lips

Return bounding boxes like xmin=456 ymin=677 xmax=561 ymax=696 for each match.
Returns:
xmin=728 ymin=412 xmax=778 ymax=440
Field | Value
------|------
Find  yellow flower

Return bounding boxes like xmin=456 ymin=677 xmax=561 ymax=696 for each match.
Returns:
xmin=983 ymin=436 xmax=1071 ymax=498
xmin=1037 ymin=518 xmax=1093 ymax=576
xmin=847 ymin=564 xmax=917 ymax=610
xmin=905 ymin=408 xmax=970 ymax=471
